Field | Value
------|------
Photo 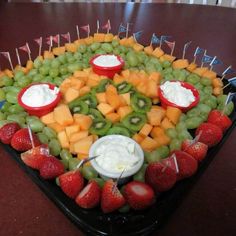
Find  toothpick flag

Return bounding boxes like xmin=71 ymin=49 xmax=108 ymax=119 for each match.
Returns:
xmin=0 ymin=52 xmax=13 ymax=70
xmin=76 ymin=25 xmax=80 ymax=39
xmin=34 ymin=37 xmax=42 ymax=56
xmin=15 ymin=48 xmax=21 ymax=66
xmin=222 ymin=65 xmax=235 ymax=76
xmin=150 ymin=33 xmax=160 ymax=46
xmin=46 ymin=36 xmax=53 ymax=52
xmin=61 ymin=32 xmax=71 ymax=43
xmin=193 ymin=46 xmax=204 ymax=63
xmin=133 ymin=31 xmax=143 ymax=43
xmin=52 ymin=34 xmax=60 ymax=47
xmin=209 ymin=56 xmax=222 ymax=70
xmin=102 ymin=19 xmax=111 ymax=33
xmin=228 ymin=77 xmax=236 ymax=88
xmin=165 ymin=40 xmax=175 ymax=56
xmin=182 ymin=41 xmax=192 ymax=59
xmin=19 ymin=43 xmax=31 ymax=60
xmin=126 ymin=23 xmax=131 ymax=38
xmin=118 ymin=24 xmax=127 ymax=36
xmin=96 ymin=20 xmax=100 ymax=33
xmin=160 ymin=35 xmax=171 ymax=48
xmin=80 ymin=24 xmax=90 ymax=38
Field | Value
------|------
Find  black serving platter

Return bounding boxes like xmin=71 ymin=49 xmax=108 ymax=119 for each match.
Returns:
xmin=2 ymin=86 xmax=236 ymax=236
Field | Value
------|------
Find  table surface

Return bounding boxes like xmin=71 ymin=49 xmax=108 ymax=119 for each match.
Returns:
xmin=0 ymin=2 xmax=236 ymax=236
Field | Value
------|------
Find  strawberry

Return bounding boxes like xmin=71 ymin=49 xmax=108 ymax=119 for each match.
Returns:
xmin=21 ymin=144 xmax=50 ymax=170
xmin=182 ymin=139 xmax=208 ymax=162
xmin=59 ymin=170 xmax=84 ymax=199
xmin=195 ymin=122 xmax=223 ymax=147
xmin=123 ymin=181 xmax=155 ymax=210
xmin=101 ymin=179 xmax=126 ymax=213
xmin=11 ymin=128 xmax=41 ymax=152
xmin=75 ymin=180 xmax=101 ymax=208
xmin=39 ymin=156 xmax=64 ymax=179
xmin=207 ymin=109 xmax=232 ymax=132
xmin=145 ymin=162 xmax=177 ymax=192
xmin=172 ymin=150 xmax=198 ymax=180
xmin=0 ymin=122 xmax=20 ymax=144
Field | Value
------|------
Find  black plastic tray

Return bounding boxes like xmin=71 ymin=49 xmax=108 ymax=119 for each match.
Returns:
xmin=2 ymin=88 xmax=236 ymax=236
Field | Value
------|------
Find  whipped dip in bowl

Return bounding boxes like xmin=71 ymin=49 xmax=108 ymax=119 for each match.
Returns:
xmin=159 ymin=81 xmax=200 ymax=112
xmin=89 ymin=135 xmax=144 ymax=183
xmin=18 ymin=83 xmax=61 ymax=117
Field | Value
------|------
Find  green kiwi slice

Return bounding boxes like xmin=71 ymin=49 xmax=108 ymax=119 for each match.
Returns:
xmin=106 ymin=126 xmax=131 ymax=137
xmin=72 ymin=101 xmax=89 ymax=114
xmin=116 ymin=81 xmax=132 ymax=94
xmin=130 ymin=92 xmax=152 ymax=114
xmin=121 ymin=112 xmax=147 ymax=132
xmin=78 ymin=93 xmax=97 ymax=108
xmin=87 ymin=108 xmax=104 ymax=120
xmin=96 ymin=79 xmax=113 ymax=93
xmin=89 ymin=119 xmax=112 ymax=136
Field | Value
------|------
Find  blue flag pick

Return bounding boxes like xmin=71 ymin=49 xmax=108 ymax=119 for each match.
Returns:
xmin=133 ymin=31 xmax=143 ymax=42
xmin=228 ymin=77 xmax=236 ymax=88
xmin=160 ymin=35 xmax=171 ymax=43
xmin=201 ymin=54 xmax=214 ymax=64
xmin=194 ymin=46 xmax=204 ymax=57
xmin=222 ymin=66 xmax=235 ymax=76
xmin=151 ymin=33 xmax=160 ymax=44
xmin=210 ymin=56 xmax=223 ymax=66
xmin=118 ymin=24 xmax=127 ymax=33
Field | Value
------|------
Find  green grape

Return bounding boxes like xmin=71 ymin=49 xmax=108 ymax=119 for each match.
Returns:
xmin=60 ymin=149 xmax=73 ymax=162
xmin=37 ymin=132 xmax=49 ymax=144
xmin=51 ymin=59 xmax=61 ymax=68
xmin=165 ymin=128 xmax=178 ymax=139
xmin=179 ymin=113 xmax=187 ymax=122
xmin=69 ymin=158 xmax=80 ymax=171
xmin=186 ymin=107 xmax=201 ymax=118
xmin=186 ymin=74 xmax=200 ymax=84
xmin=176 ymin=122 xmax=187 ymax=132
xmin=7 ymin=114 xmax=25 ymax=125
xmin=216 ymin=94 xmax=227 ymax=105
xmin=78 ymin=44 xmax=87 ymax=54
xmin=177 ymin=130 xmax=193 ymax=141
xmin=39 ymin=65 xmax=50 ymax=76
xmin=0 ymin=120 xmax=11 ymax=128
xmin=49 ymin=68 xmax=59 ymax=78
xmin=0 ymin=88 xmax=6 ymax=100
xmin=14 ymin=70 xmax=24 ymax=81
xmin=194 ymin=83 xmax=203 ymax=91
xmin=33 ymin=57 xmax=42 ymax=68
xmin=82 ymin=165 xmax=98 ymax=180
xmin=73 ymin=52 xmax=83 ymax=60
xmin=59 ymin=65 xmax=68 ymax=75
xmin=60 ymin=159 xmax=69 ymax=170
xmin=164 ymin=73 xmax=174 ymax=81
xmin=17 ymin=76 xmax=32 ymax=88
xmin=8 ymin=104 xmax=24 ymax=114
xmin=185 ymin=117 xmax=203 ymax=129
xmin=42 ymin=126 xmax=57 ymax=139
xmin=55 ymin=177 xmax=60 ymax=186
xmin=27 ymin=119 xmax=45 ymax=132
xmin=200 ymin=77 xmax=212 ymax=86
xmin=0 ymin=111 xmax=6 ymax=121
xmin=111 ymin=39 xmax=119 ymax=48
xmin=218 ymin=101 xmax=234 ymax=116
xmin=53 ymin=77 xmax=64 ymax=87
xmin=67 ymin=63 xmax=82 ymax=73
xmin=127 ymin=53 xmax=139 ymax=67
xmin=27 ymin=68 xmax=38 ymax=78
xmin=1 ymin=102 xmax=12 ymax=112
xmin=49 ymin=139 xmax=61 ymax=156
xmin=101 ymin=43 xmax=113 ymax=53
xmin=204 ymin=97 xmax=217 ymax=109
xmin=133 ymin=164 xmax=148 ymax=182
xmin=42 ymin=58 xmax=52 ymax=66
xmin=58 ymin=54 xmax=67 ymax=64
xmin=6 ymin=92 xmax=18 ymax=104
xmin=41 ymin=76 xmax=53 ymax=83
xmin=161 ymin=60 xmax=171 ymax=68
xmin=32 ymin=74 xmax=44 ymax=82
xmin=0 ymin=75 xmax=13 ymax=87
xmin=197 ymin=103 xmax=212 ymax=114
xmin=203 ymin=86 xmax=213 ymax=95
xmin=113 ymin=48 xmax=120 ymax=55
xmin=169 ymin=139 xmax=182 ymax=152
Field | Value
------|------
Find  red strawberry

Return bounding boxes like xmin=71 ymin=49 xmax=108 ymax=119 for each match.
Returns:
xmin=11 ymin=128 xmax=41 ymax=152
xmin=59 ymin=170 xmax=84 ymax=199
xmin=21 ymin=144 xmax=50 ymax=170
xmin=39 ymin=156 xmax=64 ymax=179
xmin=182 ymin=139 xmax=208 ymax=162
xmin=207 ymin=110 xmax=232 ymax=132
xmin=172 ymin=150 xmax=198 ymax=180
xmin=76 ymin=180 xmax=101 ymax=208
xmin=0 ymin=122 xmax=20 ymax=144
xmin=145 ymin=162 xmax=177 ymax=192
xmin=101 ymin=179 xmax=126 ymax=213
xmin=123 ymin=181 xmax=155 ymax=210
xmin=195 ymin=122 xmax=223 ymax=147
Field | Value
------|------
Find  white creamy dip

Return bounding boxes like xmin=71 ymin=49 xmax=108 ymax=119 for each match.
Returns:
xmin=94 ymin=139 xmax=140 ymax=173
xmin=160 ymin=81 xmax=195 ymax=107
xmin=21 ymin=84 xmax=59 ymax=107
xmin=93 ymin=55 xmax=121 ymax=67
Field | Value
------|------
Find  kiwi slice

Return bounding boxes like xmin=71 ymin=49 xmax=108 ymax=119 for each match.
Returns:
xmin=107 ymin=126 xmax=131 ymax=137
xmin=87 ymin=108 xmax=104 ymax=120
xmin=121 ymin=112 xmax=147 ymax=132
xmin=72 ymin=101 xmax=89 ymax=114
xmin=79 ymin=93 xmax=97 ymax=108
xmin=116 ymin=81 xmax=132 ymax=94
xmin=89 ymin=119 xmax=112 ymax=136
xmin=96 ymin=79 xmax=113 ymax=93
xmin=130 ymin=92 xmax=152 ymax=114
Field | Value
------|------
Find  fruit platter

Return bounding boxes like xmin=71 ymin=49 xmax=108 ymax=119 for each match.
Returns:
xmin=0 ymin=32 xmax=235 ymax=236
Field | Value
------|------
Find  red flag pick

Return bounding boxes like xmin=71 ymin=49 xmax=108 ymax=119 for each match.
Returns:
xmin=0 ymin=51 xmax=14 ymax=70
xmin=19 ymin=43 xmax=31 ymax=60
xmin=81 ymin=24 xmax=90 ymax=38
xmin=61 ymin=32 xmax=71 ymax=43
xmin=165 ymin=40 xmax=175 ymax=56
xmin=34 ymin=37 xmax=42 ymax=56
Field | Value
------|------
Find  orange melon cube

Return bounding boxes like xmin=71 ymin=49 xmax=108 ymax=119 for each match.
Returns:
xmin=97 ymin=103 xmax=114 ymax=116
xmin=172 ymin=59 xmax=189 ymax=69
xmin=140 ymin=136 xmax=159 ymax=152
xmin=40 ymin=112 xmax=55 ymax=125
xmin=152 ymin=47 xmax=164 ymax=58
xmin=150 ymin=126 xmax=165 ymax=138
xmin=117 ymin=106 xmax=133 ymax=120
xmin=64 ymin=87 xmax=80 ymax=103
xmin=104 ymin=33 xmax=114 ymax=42
xmin=120 ymin=93 xmax=131 ymax=105
xmin=139 ymin=123 xmax=153 ymax=137
xmin=73 ymin=38 xmax=85 ymax=47
xmin=70 ymin=78 xmax=85 ymax=90
xmin=79 ymin=86 xmax=91 ymax=97
xmin=186 ymin=62 xmax=197 ymax=72
xmin=77 ymin=153 xmax=89 ymax=160
xmin=73 ymin=114 xmax=92 ymax=131
xmin=121 ymin=70 xmax=130 ymax=78
xmin=65 ymin=124 xmax=80 ymax=138
xmin=202 ymin=70 xmax=217 ymax=80
xmin=52 ymin=46 xmax=66 ymax=56
xmin=86 ymin=78 xmax=100 ymax=88
xmin=166 ymin=106 xmax=182 ymax=125
xmin=154 ymin=134 xmax=171 ymax=147
xmin=147 ymin=80 xmax=158 ymax=98
xmin=193 ymin=67 xmax=208 ymax=76
xmin=149 ymin=71 xmax=162 ymax=84
xmin=213 ymin=87 xmax=223 ymax=96
xmin=106 ymin=84 xmax=118 ymax=94
xmin=93 ymin=33 xmax=105 ymax=42
xmin=58 ymin=130 xmax=70 ymax=149
xmin=69 ymin=131 xmax=89 ymax=143
xmin=84 ymin=36 xmax=94 ymax=45
xmin=132 ymin=133 xmax=144 ymax=144
xmin=105 ymin=113 xmax=120 ymax=123
xmin=43 ymin=51 xmax=54 ymax=59
xmin=152 ymin=98 xmax=160 ymax=104
xmin=65 ymin=43 xmax=77 ymax=53
xmin=147 ymin=109 xmax=166 ymax=126
xmin=47 ymin=122 xmax=65 ymax=133
xmin=144 ymin=45 xmax=153 ymax=55
xmin=113 ymin=74 xmax=126 ymax=84
xmin=136 ymin=82 xmax=148 ymax=95
xmin=96 ymin=93 xmax=107 ymax=103
xmin=91 ymin=134 xmax=99 ymax=142
xmin=73 ymin=135 xmax=93 ymax=154
xmin=160 ymin=54 xmax=176 ymax=63
xmin=73 ymin=70 xmax=89 ymax=78
xmin=212 ymin=78 xmax=223 ymax=88
xmin=133 ymin=43 xmax=144 ymax=52
xmin=105 ymin=93 xmax=121 ymax=110
xmin=161 ymin=117 xmax=175 ymax=129
xmin=53 ymin=104 xmax=74 ymax=126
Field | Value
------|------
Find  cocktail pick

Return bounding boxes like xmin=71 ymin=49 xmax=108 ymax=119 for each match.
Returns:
xmin=61 ymin=32 xmax=71 ymax=43
xmin=133 ymin=30 xmax=143 ymax=43
xmin=96 ymin=20 xmax=100 ymax=33
xmin=102 ymin=19 xmax=111 ymax=34
xmin=76 ymin=155 xmax=99 ymax=169
xmin=193 ymin=46 xmax=204 ymax=64
xmin=19 ymin=43 xmax=31 ymax=60
xmin=126 ymin=23 xmax=130 ymax=38
xmin=76 ymin=25 xmax=80 ymax=39
xmin=221 ymin=65 xmax=235 ymax=81
xmin=150 ymin=33 xmax=160 ymax=47
xmin=165 ymin=40 xmax=175 ymax=56
xmin=80 ymin=24 xmax=90 ymax=38
xmin=221 ymin=92 xmax=235 ymax=115
xmin=27 ymin=124 xmax=35 ymax=149
xmin=183 ymin=130 xmax=202 ymax=152
xmin=209 ymin=56 xmax=222 ymax=71
xmin=112 ymin=167 xmax=126 ymax=193
xmin=182 ymin=41 xmax=192 ymax=59
xmin=161 ymin=153 xmax=179 ymax=174
xmin=0 ymin=51 xmax=14 ymax=71
xmin=34 ymin=37 xmax=43 ymax=56
xmin=117 ymin=23 xmax=127 ymax=37
xmin=15 ymin=48 xmax=21 ymax=67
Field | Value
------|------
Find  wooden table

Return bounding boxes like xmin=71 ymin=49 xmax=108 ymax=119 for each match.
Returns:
xmin=0 ymin=2 xmax=236 ymax=236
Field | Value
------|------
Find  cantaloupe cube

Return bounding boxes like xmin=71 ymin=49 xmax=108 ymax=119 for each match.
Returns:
xmin=70 ymin=78 xmax=85 ymax=90
xmin=84 ymin=36 xmax=94 ymax=45
xmin=40 ymin=112 xmax=55 ymax=124
xmin=202 ymin=70 xmax=217 ymax=80
xmin=69 ymin=131 xmax=89 ymax=143
xmin=64 ymin=87 xmax=80 ymax=103
xmin=160 ymin=54 xmax=176 ymax=63
xmin=53 ymin=104 xmax=74 ymax=126
xmin=172 ymin=59 xmax=189 ymax=69
xmin=127 ymin=36 xmax=135 ymax=46
xmin=43 ymin=51 xmax=54 ymax=59
xmin=69 ymin=142 xmax=76 ymax=154
xmin=152 ymin=47 xmax=164 ymax=58
xmin=117 ymin=106 xmax=133 ymax=119
xmin=133 ymin=43 xmax=144 ymax=52
xmin=147 ymin=80 xmax=158 ymax=98
xmin=161 ymin=117 xmax=175 ymax=129
xmin=113 ymin=74 xmax=126 ymax=84
xmin=105 ymin=112 xmax=120 ymax=123
xmin=104 ymin=33 xmax=114 ymax=42
xmin=91 ymin=134 xmax=99 ymax=142
xmin=154 ymin=134 xmax=171 ymax=147
xmin=96 ymin=93 xmax=107 ymax=103
xmin=52 ymin=46 xmax=66 ymax=56
xmin=73 ymin=114 xmax=92 ymax=130
xmin=119 ymin=38 xmax=129 ymax=46
xmin=26 ymin=60 xmax=34 ymax=70
xmin=193 ymin=67 xmax=208 ymax=76
xmin=213 ymin=87 xmax=223 ymax=96
xmin=79 ymin=86 xmax=91 ymax=96
xmin=132 ymin=133 xmax=144 ymax=144
xmin=97 ymin=103 xmax=114 ymax=116
xmin=140 ymin=136 xmax=159 ymax=152
xmin=136 ymin=82 xmax=148 ymax=95
xmin=86 ymin=78 xmax=100 ymax=87
xmin=93 ymin=33 xmax=105 ymax=42
xmin=144 ymin=46 xmax=154 ymax=56
xmin=152 ymin=98 xmax=160 ymax=104
xmin=73 ymin=38 xmax=85 ymax=47
xmin=65 ymin=43 xmax=77 ymax=53
xmin=121 ymin=70 xmax=130 ymax=78
xmin=106 ymin=84 xmax=118 ymax=94
xmin=120 ymin=93 xmax=131 ymax=105
xmin=58 ymin=130 xmax=70 ymax=149
xmin=150 ymin=105 xmax=166 ymax=113
xmin=47 ymin=122 xmax=65 ymax=133
xmin=65 ymin=124 xmax=80 ymax=138
xmin=150 ymin=126 xmax=165 ymax=138
xmin=212 ymin=78 xmax=223 ymax=88
xmin=139 ymin=123 xmax=153 ymax=137
xmin=186 ymin=62 xmax=197 ymax=72
xmin=148 ymin=72 xmax=162 ymax=84
xmin=166 ymin=106 xmax=182 ymax=125
xmin=73 ymin=135 xmax=93 ymax=154
xmin=77 ymin=153 xmax=89 ymax=160
xmin=147 ymin=109 xmax=165 ymax=126
xmin=73 ymin=70 xmax=89 ymax=78
xmin=105 ymin=92 xmax=121 ymax=110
